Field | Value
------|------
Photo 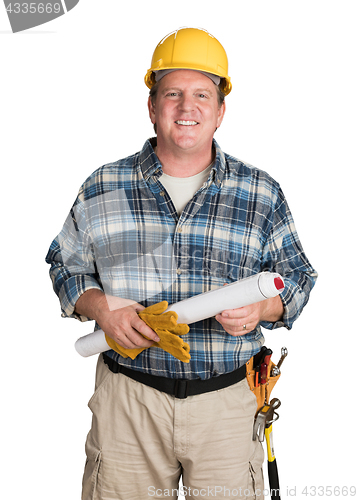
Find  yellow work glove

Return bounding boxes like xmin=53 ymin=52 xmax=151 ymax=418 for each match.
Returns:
xmin=105 ymin=301 xmax=191 ymax=363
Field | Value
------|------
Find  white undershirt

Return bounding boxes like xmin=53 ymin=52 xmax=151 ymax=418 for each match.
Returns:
xmin=160 ymin=164 xmax=213 ymax=215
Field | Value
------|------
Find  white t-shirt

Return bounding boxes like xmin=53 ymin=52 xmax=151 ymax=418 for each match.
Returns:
xmin=160 ymin=164 xmax=213 ymax=215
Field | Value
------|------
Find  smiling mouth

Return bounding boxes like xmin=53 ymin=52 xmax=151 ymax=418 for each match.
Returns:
xmin=175 ymin=120 xmax=199 ymax=126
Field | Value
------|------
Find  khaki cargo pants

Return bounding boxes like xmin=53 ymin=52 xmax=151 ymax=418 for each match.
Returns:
xmin=82 ymin=355 xmax=264 ymax=500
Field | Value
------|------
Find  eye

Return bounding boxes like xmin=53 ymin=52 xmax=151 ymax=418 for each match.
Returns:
xmin=197 ymin=93 xmax=208 ymax=99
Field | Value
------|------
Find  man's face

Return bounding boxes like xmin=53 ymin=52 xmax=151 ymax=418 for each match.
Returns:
xmin=148 ymin=70 xmax=225 ymax=157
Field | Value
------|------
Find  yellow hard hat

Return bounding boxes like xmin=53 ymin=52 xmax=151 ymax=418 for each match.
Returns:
xmin=145 ymin=27 xmax=232 ymax=96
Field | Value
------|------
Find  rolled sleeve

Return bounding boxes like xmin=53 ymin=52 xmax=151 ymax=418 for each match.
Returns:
xmin=58 ymin=275 xmax=103 ymax=321
xmin=45 ymin=198 xmax=103 ymax=322
xmin=260 ymin=188 xmax=318 ymax=330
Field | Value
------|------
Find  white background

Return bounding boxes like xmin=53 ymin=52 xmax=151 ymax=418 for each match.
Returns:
xmin=1 ymin=1 xmax=357 ymax=498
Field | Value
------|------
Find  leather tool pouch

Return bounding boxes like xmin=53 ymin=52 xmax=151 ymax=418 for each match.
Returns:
xmin=246 ymin=353 xmax=281 ymax=415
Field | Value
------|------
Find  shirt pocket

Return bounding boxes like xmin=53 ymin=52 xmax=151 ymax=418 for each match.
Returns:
xmin=200 ymin=233 xmax=263 ymax=283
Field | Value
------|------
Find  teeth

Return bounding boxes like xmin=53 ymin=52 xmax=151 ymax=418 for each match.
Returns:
xmin=175 ymin=120 xmax=198 ymax=126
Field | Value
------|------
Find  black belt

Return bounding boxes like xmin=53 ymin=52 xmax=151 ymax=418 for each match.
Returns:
xmin=102 ymin=354 xmax=246 ymax=399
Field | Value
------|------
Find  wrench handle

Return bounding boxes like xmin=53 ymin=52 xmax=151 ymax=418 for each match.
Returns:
xmin=276 ymin=347 xmax=288 ymax=370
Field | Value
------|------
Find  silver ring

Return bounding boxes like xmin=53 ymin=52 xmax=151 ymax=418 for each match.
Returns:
xmin=243 ymin=324 xmax=247 ymax=331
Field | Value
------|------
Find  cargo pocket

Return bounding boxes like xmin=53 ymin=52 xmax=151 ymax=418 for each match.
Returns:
xmin=246 ymin=439 xmax=265 ymax=499
xmin=82 ymin=433 xmax=102 ymax=500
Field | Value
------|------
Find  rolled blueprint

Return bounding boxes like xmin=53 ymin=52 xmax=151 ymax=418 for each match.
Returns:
xmin=165 ymin=272 xmax=284 ymax=324
xmin=75 ymin=272 xmax=284 ymax=357
xmin=75 ymin=330 xmax=111 ymax=358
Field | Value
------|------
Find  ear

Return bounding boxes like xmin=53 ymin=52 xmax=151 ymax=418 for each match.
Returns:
xmin=216 ymin=101 xmax=226 ymax=129
xmin=148 ymin=96 xmax=156 ymax=125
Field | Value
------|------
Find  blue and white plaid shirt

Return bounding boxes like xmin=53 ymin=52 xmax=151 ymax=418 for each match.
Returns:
xmin=46 ymin=138 xmax=317 ymax=379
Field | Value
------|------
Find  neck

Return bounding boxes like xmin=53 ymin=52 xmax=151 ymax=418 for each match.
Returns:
xmin=155 ymin=142 xmax=215 ymax=178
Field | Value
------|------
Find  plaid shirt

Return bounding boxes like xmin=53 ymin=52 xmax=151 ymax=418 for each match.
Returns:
xmin=46 ymin=138 xmax=317 ymax=380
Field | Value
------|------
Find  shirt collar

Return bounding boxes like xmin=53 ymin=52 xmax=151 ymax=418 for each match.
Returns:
xmin=210 ymin=138 xmax=226 ymax=188
xmin=139 ymin=137 xmax=162 ymax=181
xmin=139 ymin=137 xmax=226 ymax=188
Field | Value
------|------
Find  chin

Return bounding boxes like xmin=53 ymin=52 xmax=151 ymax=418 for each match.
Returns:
xmin=172 ymin=132 xmax=200 ymax=150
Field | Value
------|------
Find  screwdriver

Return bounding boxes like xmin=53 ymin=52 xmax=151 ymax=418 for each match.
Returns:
xmin=254 ymin=346 xmax=270 ymax=386
xmin=260 ymin=349 xmax=273 ymax=384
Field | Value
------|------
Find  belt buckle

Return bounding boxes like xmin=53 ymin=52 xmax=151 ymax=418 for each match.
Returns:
xmin=174 ymin=379 xmax=189 ymax=399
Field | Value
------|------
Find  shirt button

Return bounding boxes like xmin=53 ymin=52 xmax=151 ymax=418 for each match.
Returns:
xmin=176 ymin=269 xmax=182 ymax=275
xmin=177 ymin=227 xmax=183 ymax=233
xmin=159 ymin=190 xmax=165 ymax=197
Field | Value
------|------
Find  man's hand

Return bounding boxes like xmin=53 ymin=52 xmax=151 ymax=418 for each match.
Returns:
xmin=97 ymin=302 xmax=161 ymax=349
xmin=215 ymin=295 xmax=284 ymax=336
xmin=75 ymin=290 xmax=160 ymax=349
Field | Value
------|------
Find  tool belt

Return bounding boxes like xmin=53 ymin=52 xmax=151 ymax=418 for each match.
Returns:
xmin=246 ymin=347 xmax=281 ymax=414
xmin=103 ymin=346 xmax=279 ymax=407
xmin=103 ymin=354 xmax=246 ymax=399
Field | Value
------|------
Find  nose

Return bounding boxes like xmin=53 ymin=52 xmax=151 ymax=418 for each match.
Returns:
xmin=178 ymin=92 xmax=195 ymax=112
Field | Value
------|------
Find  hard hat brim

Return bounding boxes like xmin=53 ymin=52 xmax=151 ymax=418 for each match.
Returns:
xmin=144 ymin=68 xmax=232 ymax=96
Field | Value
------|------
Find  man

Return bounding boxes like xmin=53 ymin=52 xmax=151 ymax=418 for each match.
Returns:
xmin=46 ymin=28 xmax=317 ymax=499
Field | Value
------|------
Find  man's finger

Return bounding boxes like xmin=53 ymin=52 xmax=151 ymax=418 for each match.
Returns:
xmin=131 ymin=316 xmax=160 ymax=342
xmin=111 ymin=329 xmax=155 ymax=349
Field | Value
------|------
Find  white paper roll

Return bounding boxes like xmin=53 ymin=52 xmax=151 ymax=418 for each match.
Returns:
xmin=74 ymin=272 xmax=284 ymax=357
xmin=165 ymin=272 xmax=284 ymax=324
xmin=74 ymin=329 xmax=110 ymax=358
